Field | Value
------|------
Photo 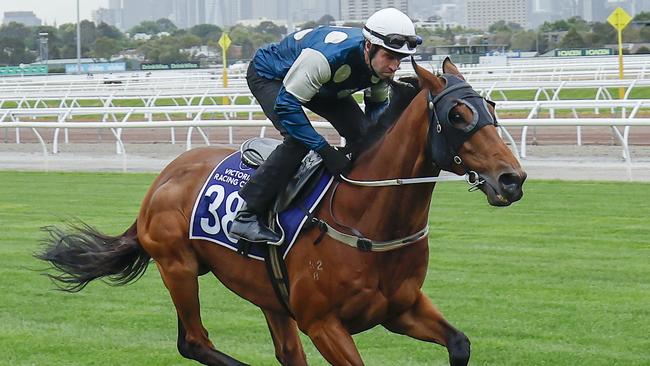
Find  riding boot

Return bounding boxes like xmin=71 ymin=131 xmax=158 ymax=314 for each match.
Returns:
xmin=231 ymin=137 xmax=309 ymax=244
xmin=230 ymin=202 xmax=283 ymax=244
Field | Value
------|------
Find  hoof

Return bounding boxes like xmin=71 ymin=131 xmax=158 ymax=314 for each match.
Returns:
xmin=448 ymin=331 xmax=470 ymax=366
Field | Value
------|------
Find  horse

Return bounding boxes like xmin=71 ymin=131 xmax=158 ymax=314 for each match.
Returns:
xmin=36 ymin=58 xmax=526 ymax=366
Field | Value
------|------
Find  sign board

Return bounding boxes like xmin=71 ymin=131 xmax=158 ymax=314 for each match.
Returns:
xmin=607 ymin=7 xmax=632 ymax=31
xmin=555 ymin=48 xmax=613 ymax=57
xmin=219 ymin=33 xmax=232 ymax=99
xmin=65 ymin=62 xmax=126 ymax=74
xmin=607 ymin=7 xmax=632 ymax=98
xmin=140 ymin=62 xmax=200 ymax=71
xmin=0 ymin=65 xmax=48 ymax=76
xmin=218 ymin=33 xmax=232 ymax=51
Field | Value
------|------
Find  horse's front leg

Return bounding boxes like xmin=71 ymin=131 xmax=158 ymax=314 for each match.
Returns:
xmin=304 ymin=317 xmax=364 ymax=366
xmin=383 ymin=291 xmax=470 ymax=366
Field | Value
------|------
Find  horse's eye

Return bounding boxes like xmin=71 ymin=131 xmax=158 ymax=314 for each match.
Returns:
xmin=448 ymin=107 xmax=468 ymax=127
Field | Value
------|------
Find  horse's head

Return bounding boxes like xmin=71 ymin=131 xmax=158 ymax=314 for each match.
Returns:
xmin=413 ymin=58 xmax=526 ymax=206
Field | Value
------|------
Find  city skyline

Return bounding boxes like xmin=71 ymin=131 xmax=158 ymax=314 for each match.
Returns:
xmin=1 ymin=0 xmax=647 ymax=30
xmin=0 ymin=0 xmax=107 ymax=25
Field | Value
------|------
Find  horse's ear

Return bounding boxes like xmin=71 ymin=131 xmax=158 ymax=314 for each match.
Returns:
xmin=442 ymin=57 xmax=465 ymax=80
xmin=411 ymin=56 xmax=444 ymax=92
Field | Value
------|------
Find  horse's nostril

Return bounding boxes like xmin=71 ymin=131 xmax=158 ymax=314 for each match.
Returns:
xmin=499 ymin=173 xmax=521 ymax=196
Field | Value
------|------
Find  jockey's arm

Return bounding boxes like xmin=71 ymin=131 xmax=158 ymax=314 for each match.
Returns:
xmin=274 ymin=49 xmax=331 ymax=151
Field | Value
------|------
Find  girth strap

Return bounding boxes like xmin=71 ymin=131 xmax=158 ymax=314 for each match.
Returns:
xmin=316 ymin=220 xmax=429 ymax=252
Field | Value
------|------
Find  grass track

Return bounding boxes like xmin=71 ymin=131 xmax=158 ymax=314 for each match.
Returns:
xmin=0 ymin=171 xmax=648 ymax=365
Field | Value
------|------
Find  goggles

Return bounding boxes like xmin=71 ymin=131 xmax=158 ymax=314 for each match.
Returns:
xmin=364 ymin=26 xmax=422 ymax=50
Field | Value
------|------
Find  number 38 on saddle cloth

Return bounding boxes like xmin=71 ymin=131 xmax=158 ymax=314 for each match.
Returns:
xmin=190 ymin=138 xmax=334 ymax=260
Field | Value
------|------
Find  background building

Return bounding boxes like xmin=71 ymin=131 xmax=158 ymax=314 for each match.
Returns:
xmin=466 ymin=0 xmax=528 ymax=30
xmin=339 ymin=0 xmax=409 ymax=22
xmin=2 ymin=11 xmax=42 ymax=26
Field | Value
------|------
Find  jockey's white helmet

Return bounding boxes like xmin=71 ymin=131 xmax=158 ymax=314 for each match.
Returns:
xmin=362 ymin=8 xmax=420 ymax=55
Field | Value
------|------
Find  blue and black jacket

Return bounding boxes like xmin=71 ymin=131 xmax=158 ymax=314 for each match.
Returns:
xmin=253 ymin=26 xmax=389 ymax=150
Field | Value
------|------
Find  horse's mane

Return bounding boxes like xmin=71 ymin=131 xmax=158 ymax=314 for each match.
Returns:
xmin=352 ymin=76 xmax=422 ymax=156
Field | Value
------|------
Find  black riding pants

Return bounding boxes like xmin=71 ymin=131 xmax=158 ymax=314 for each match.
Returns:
xmin=240 ymin=62 xmax=369 ymax=213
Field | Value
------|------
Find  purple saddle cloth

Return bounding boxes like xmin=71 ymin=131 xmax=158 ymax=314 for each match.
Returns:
xmin=190 ymin=151 xmax=333 ymax=261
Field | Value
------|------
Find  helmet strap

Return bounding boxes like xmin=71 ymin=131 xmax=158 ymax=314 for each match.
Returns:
xmin=367 ymin=43 xmax=381 ymax=78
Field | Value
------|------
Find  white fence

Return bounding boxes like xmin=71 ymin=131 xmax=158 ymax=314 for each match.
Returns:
xmin=2 ymin=56 xmax=650 ymax=178
xmin=0 ymin=54 xmax=649 ymax=96
xmin=2 ymin=98 xmax=648 ymax=155
xmin=2 ymin=78 xmax=649 ymax=111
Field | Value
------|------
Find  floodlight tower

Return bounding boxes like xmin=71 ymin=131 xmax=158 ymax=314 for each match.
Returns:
xmin=76 ymin=0 xmax=82 ymax=74
xmin=38 ymin=32 xmax=49 ymax=64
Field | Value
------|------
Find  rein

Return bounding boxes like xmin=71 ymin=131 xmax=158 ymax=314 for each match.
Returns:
xmin=339 ymin=171 xmax=483 ymax=188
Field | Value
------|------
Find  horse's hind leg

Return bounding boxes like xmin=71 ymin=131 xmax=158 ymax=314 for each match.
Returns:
xmin=383 ymin=291 xmax=470 ymax=366
xmin=153 ymin=247 xmax=248 ymax=366
xmin=262 ymin=309 xmax=307 ymax=366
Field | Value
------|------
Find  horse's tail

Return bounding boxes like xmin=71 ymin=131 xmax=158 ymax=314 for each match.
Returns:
xmin=35 ymin=221 xmax=150 ymax=293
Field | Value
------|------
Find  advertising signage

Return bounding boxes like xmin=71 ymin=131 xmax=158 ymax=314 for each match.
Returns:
xmin=0 ymin=65 xmax=48 ymax=76
xmin=65 ymin=62 xmax=126 ymax=74
xmin=555 ymin=48 xmax=613 ymax=57
xmin=141 ymin=62 xmax=200 ymax=70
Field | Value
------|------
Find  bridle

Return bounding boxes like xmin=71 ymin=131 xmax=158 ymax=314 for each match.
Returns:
xmin=314 ymin=73 xmax=499 ymax=251
xmin=340 ymin=73 xmax=497 ymax=191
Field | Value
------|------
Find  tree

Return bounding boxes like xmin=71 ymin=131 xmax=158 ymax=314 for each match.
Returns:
xmin=254 ymin=21 xmax=286 ymax=38
xmin=91 ymin=36 xmax=120 ymax=60
xmin=588 ymin=22 xmax=616 ymax=46
xmin=443 ymin=25 xmax=454 ymax=43
xmin=641 ymin=27 xmax=650 ymax=43
xmin=507 ymin=22 xmax=523 ymax=32
xmin=156 ymin=18 xmax=177 ymax=33
xmin=177 ymin=34 xmax=202 ymax=48
xmin=139 ymin=35 xmax=191 ymax=63
xmin=189 ymin=24 xmax=222 ymax=42
xmin=96 ymin=22 xmax=123 ymax=40
xmin=129 ymin=21 xmax=160 ymax=35
xmin=490 ymin=31 xmax=512 ymax=47
xmin=79 ymin=20 xmax=97 ymax=47
xmin=559 ymin=28 xmax=586 ymax=48
xmin=0 ymin=22 xmax=32 ymax=40
xmin=317 ymin=14 xmax=335 ymax=25
xmin=510 ymin=30 xmax=537 ymax=51
xmin=341 ymin=22 xmax=363 ymax=28
xmin=488 ymin=20 xmax=510 ymax=33
xmin=540 ymin=19 xmax=570 ymax=32
xmin=299 ymin=21 xmax=317 ymax=30
xmin=566 ymin=17 xmax=589 ymax=32
xmin=633 ymin=12 xmax=650 ymax=22
xmin=0 ymin=36 xmax=35 ymax=65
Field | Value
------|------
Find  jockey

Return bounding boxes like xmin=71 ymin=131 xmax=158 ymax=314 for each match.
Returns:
xmin=231 ymin=8 xmax=421 ymax=244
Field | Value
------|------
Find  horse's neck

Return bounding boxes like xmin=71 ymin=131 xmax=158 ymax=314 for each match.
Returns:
xmin=343 ymin=93 xmax=436 ymax=239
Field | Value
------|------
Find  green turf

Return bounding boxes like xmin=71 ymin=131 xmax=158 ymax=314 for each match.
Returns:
xmin=0 ymin=171 xmax=648 ymax=365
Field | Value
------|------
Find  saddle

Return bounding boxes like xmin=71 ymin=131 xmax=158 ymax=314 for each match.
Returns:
xmin=240 ymin=137 xmax=326 ymax=214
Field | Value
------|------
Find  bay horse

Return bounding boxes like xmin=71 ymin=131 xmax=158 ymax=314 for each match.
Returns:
xmin=37 ymin=59 xmax=526 ymax=366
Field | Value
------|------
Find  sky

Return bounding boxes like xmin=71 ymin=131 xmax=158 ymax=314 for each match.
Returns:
xmin=0 ymin=0 xmax=107 ymax=25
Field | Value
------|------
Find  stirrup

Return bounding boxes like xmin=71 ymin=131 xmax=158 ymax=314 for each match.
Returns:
xmin=230 ymin=230 xmax=283 ymax=246
xmin=230 ymin=215 xmax=282 ymax=245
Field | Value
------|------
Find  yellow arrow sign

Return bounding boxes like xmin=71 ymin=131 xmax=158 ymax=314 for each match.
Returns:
xmin=607 ymin=7 xmax=632 ymax=98
xmin=607 ymin=7 xmax=632 ymax=31
xmin=219 ymin=33 xmax=232 ymax=102
xmin=218 ymin=33 xmax=232 ymax=51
